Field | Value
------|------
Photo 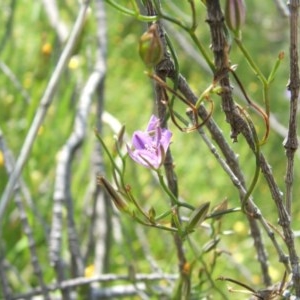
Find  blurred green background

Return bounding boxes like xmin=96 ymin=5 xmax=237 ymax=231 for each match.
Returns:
xmin=0 ymin=0 xmax=299 ymax=299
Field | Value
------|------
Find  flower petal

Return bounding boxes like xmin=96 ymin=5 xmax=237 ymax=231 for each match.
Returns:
xmin=131 ymin=131 xmax=152 ymax=150
xmin=146 ymin=115 xmax=160 ymax=131
xmin=129 ymin=149 xmax=161 ymax=169
xmin=160 ymin=129 xmax=172 ymax=151
xmin=127 ymin=115 xmax=172 ymax=169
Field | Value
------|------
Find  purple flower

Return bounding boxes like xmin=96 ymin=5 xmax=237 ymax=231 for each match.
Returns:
xmin=127 ymin=115 xmax=172 ymax=169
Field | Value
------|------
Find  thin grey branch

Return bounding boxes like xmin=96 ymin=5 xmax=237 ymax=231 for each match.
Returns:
xmin=0 ymin=0 xmax=91 ymax=224
xmin=273 ymin=0 xmax=290 ymax=17
xmin=11 ymin=273 xmax=178 ymax=300
xmin=283 ymin=0 xmax=300 ymax=295
xmin=89 ymin=0 xmax=110 ymax=278
xmin=41 ymin=0 xmax=69 ymax=43
xmin=0 ymin=61 xmax=31 ymax=103
xmin=14 ymin=192 xmax=51 ymax=300
xmin=284 ymin=1 xmax=300 ymax=213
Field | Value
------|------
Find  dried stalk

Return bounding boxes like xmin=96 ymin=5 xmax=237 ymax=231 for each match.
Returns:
xmin=14 ymin=192 xmax=51 ymax=300
xmin=283 ymin=0 xmax=300 ymax=295
xmin=284 ymin=1 xmax=300 ymax=215
xmin=0 ymin=61 xmax=31 ymax=103
xmin=92 ymin=0 xmax=111 ymax=279
xmin=41 ymin=0 xmax=69 ymax=43
xmin=49 ymin=46 xmax=107 ymax=285
xmin=205 ymin=0 xmax=300 ymax=294
xmin=147 ymin=0 xmax=291 ymax=286
xmin=49 ymin=4 xmax=107 ymax=298
xmin=144 ymin=0 xmax=190 ymax=295
xmin=11 ymin=273 xmax=178 ymax=300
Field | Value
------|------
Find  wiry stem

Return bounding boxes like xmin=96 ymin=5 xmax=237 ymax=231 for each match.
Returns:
xmin=205 ymin=0 xmax=273 ymax=286
xmin=284 ymin=0 xmax=300 ymax=215
xmin=283 ymin=0 xmax=300 ymax=295
xmin=143 ymin=1 xmax=190 ymax=297
xmin=206 ymin=0 xmax=300 ymax=294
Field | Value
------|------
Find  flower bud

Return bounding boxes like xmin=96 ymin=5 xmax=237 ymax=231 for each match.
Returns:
xmin=225 ymin=0 xmax=246 ymax=35
xmin=186 ymin=202 xmax=210 ymax=233
xmin=139 ymin=23 xmax=163 ymax=68
xmin=98 ymin=176 xmax=128 ymax=212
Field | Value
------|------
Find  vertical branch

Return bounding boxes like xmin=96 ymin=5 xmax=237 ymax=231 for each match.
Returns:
xmin=284 ymin=0 xmax=300 ymax=215
xmin=283 ymin=0 xmax=300 ymax=295
xmin=206 ymin=0 xmax=245 ymax=142
xmin=144 ymin=0 xmax=190 ymax=295
xmin=14 ymin=193 xmax=51 ymax=300
xmin=41 ymin=0 xmax=69 ymax=43
xmin=205 ymin=0 xmax=274 ymax=286
xmin=205 ymin=0 xmax=300 ymax=294
xmin=93 ymin=0 xmax=111 ymax=279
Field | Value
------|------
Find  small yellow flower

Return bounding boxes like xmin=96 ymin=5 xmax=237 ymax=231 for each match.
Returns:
xmin=84 ymin=264 xmax=95 ymax=278
xmin=23 ymin=72 xmax=33 ymax=89
xmin=233 ymin=220 xmax=246 ymax=234
xmin=38 ymin=126 xmax=44 ymax=136
xmin=41 ymin=43 xmax=52 ymax=56
xmin=0 ymin=151 xmax=4 ymax=167
xmin=182 ymin=262 xmax=191 ymax=275
xmin=68 ymin=55 xmax=81 ymax=70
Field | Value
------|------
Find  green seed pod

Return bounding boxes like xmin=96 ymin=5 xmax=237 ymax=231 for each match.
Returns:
xmin=139 ymin=23 xmax=163 ymax=68
xmin=225 ymin=0 xmax=246 ymax=35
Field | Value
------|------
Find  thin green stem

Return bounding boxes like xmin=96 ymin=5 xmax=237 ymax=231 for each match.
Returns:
xmin=263 ymin=84 xmax=270 ymax=118
xmin=190 ymin=32 xmax=215 ymax=72
xmin=157 ymin=170 xmax=194 ymax=210
xmin=195 ymin=83 xmax=214 ymax=108
xmin=130 ymin=0 xmax=140 ymax=13
xmin=152 ymin=1 xmax=214 ymax=71
xmin=133 ymin=215 xmax=178 ymax=233
xmin=240 ymin=111 xmax=261 ymax=214
xmin=95 ymin=130 xmax=123 ymax=178
xmin=155 ymin=209 xmax=173 ymax=221
xmin=234 ymin=37 xmax=267 ymax=85
xmin=105 ymin=0 xmax=158 ymax=21
xmin=124 ymin=189 xmax=151 ymax=220
xmin=188 ymin=0 xmax=197 ymax=31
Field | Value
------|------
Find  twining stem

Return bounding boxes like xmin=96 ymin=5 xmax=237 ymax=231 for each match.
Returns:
xmin=239 ymin=109 xmax=261 ymax=215
xmin=230 ymin=70 xmax=270 ymax=143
